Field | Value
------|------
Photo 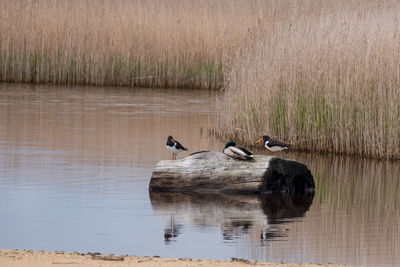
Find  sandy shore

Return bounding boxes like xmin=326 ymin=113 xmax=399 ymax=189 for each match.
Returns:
xmin=0 ymin=249 xmax=357 ymax=267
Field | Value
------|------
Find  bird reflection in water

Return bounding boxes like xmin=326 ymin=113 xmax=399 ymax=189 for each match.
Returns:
xmin=259 ymin=227 xmax=289 ymax=243
xmin=163 ymin=215 xmax=183 ymax=245
xmin=222 ymin=220 xmax=252 ymax=241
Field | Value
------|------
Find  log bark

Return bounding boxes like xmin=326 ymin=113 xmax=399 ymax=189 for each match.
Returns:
xmin=149 ymin=151 xmax=315 ymax=194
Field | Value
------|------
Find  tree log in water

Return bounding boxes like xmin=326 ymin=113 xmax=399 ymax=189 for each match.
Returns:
xmin=149 ymin=151 xmax=315 ymax=194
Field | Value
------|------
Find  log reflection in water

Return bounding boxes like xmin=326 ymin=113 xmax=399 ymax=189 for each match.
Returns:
xmin=260 ymin=192 xmax=315 ymax=224
xmin=150 ymin=191 xmax=314 ymax=242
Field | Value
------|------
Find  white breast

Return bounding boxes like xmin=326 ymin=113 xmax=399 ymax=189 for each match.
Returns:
xmin=265 ymin=141 xmax=288 ymax=152
xmin=166 ymin=144 xmax=178 ymax=153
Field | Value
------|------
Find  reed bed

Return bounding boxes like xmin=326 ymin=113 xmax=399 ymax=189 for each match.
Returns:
xmin=2 ymin=0 xmax=400 ymax=158
xmin=0 ymin=0 xmax=274 ymax=89
xmin=217 ymin=1 xmax=400 ymax=159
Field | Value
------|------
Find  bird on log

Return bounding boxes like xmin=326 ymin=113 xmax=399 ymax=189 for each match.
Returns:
xmin=256 ymin=135 xmax=291 ymax=152
xmin=223 ymin=141 xmax=254 ymax=160
xmin=166 ymin=136 xmax=188 ymax=160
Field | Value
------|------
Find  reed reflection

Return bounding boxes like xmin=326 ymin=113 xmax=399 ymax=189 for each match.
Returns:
xmin=0 ymin=84 xmax=220 ymax=179
xmin=252 ymin=151 xmax=400 ymax=266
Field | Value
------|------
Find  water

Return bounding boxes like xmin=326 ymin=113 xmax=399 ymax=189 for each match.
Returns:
xmin=0 ymin=83 xmax=399 ymax=266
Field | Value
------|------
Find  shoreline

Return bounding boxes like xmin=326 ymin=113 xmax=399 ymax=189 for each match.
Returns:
xmin=0 ymin=249 xmax=357 ymax=267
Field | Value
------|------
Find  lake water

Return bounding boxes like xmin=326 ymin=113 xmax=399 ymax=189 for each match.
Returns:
xmin=0 ymin=83 xmax=399 ymax=266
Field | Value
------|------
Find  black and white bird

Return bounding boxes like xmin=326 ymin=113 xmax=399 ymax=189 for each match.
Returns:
xmin=223 ymin=141 xmax=254 ymax=160
xmin=166 ymin=136 xmax=188 ymax=160
xmin=256 ymin=135 xmax=291 ymax=152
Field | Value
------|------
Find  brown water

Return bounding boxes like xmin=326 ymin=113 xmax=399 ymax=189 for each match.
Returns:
xmin=0 ymin=83 xmax=399 ymax=266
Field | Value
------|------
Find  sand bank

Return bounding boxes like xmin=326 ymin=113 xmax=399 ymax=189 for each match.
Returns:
xmin=0 ymin=249 xmax=356 ymax=267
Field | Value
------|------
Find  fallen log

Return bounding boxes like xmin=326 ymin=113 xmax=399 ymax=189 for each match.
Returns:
xmin=149 ymin=151 xmax=315 ymax=194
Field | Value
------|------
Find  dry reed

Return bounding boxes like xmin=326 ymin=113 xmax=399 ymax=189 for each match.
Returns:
xmin=0 ymin=0 xmax=280 ymax=89
xmin=217 ymin=0 xmax=400 ymax=159
xmin=2 ymin=0 xmax=400 ymax=158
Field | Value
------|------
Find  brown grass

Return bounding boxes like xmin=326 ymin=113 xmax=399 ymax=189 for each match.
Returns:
xmin=217 ymin=0 xmax=400 ymax=159
xmin=2 ymin=0 xmax=400 ymax=158
xmin=0 ymin=0 xmax=280 ymax=89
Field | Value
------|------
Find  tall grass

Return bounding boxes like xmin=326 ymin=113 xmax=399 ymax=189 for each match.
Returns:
xmin=217 ymin=1 xmax=400 ymax=159
xmin=2 ymin=0 xmax=400 ymax=158
xmin=0 ymin=0 xmax=281 ymax=89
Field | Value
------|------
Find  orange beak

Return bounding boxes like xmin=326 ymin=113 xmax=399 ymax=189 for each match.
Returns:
xmin=256 ymin=137 xmax=263 ymax=144
xmin=171 ymin=138 xmax=174 ymax=142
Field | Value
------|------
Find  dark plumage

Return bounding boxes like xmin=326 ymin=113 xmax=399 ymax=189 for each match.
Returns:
xmin=256 ymin=135 xmax=291 ymax=152
xmin=166 ymin=136 xmax=188 ymax=160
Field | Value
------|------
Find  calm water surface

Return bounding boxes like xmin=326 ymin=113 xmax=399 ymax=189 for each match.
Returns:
xmin=0 ymin=84 xmax=399 ymax=266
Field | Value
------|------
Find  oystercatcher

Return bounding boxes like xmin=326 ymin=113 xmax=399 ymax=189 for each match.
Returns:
xmin=256 ymin=135 xmax=291 ymax=152
xmin=166 ymin=136 xmax=188 ymax=160
xmin=223 ymin=141 xmax=254 ymax=160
